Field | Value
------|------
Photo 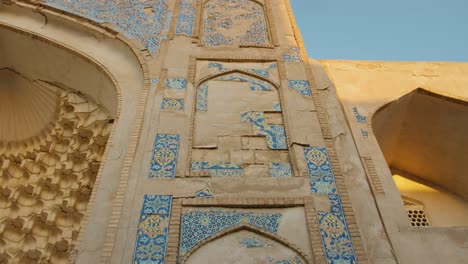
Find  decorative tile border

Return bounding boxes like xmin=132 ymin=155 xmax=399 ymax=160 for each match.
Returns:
xmin=133 ymin=195 xmax=172 ymax=264
xmin=149 ymin=134 xmax=180 ymax=178
xmin=202 ymin=0 xmax=270 ymax=47
xmin=242 ymin=112 xmax=287 ymax=150
xmin=161 ymin=98 xmax=185 ymax=111
xmin=45 ymin=0 xmax=171 ymax=56
xmin=165 ymin=78 xmax=188 ymax=89
xmin=190 ymin=161 xmax=243 ymax=177
xmin=304 ymin=147 xmax=358 ymax=264
xmin=176 ymin=0 xmax=197 ymax=36
xmin=270 ymin=163 xmax=292 ymax=177
xmin=179 ymin=209 xmax=282 ymax=256
xmin=288 ymin=80 xmax=312 ymax=97
xmin=282 ymin=47 xmax=302 ymax=63
xmin=195 ymin=83 xmax=208 ymax=111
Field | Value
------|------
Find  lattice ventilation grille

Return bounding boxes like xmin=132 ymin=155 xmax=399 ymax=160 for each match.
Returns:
xmin=404 ymin=200 xmax=430 ymax=227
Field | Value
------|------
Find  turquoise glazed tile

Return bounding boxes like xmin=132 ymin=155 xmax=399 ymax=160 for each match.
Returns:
xmin=176 ymin=0 xmax=196 ymax=36
xmin=270 ymin=163 xmax=292 ymax=177
xmin=352 ymin=106 xmax=367 ymax=123
xmin=161 ymin=98 xmax=184 ymax=111
xmin=149 ymin=134 xmax=180 ymax=178
xmin=190 ymin=161 xmax=243 ymax=177
xmin=196 ymin=83 xmax=208 ymax=111
xmin=240 ymin=237 xmax=270 ymax=248
xmin=195 ymin=186 xmax=214 ymax=198
xmin=282 ymin=47 xmax=302 ymax=63
xmin=133 ymin=195 xmax=172 ymax=264
xmin=179 ymin=209 xmax=282 ymax=256
xmin=288 ymin=80 xmax=311 ymax=97
xmin=203 ymin=0 xmax=269 ymax=46
xmin=165 ymin=78 xmax=187 ymax=89
xmin=242 ymin=112 xmax=287 ymax=150
xmin=304 ymin=147 xmax=357 ymax=264
xmin=45 ymin=0 xmax=170 ymax=56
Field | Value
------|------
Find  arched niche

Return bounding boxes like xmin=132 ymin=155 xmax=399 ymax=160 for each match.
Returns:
xmin=202 ymin=0 xmax=271 ymax=47
xmin=182 ymin=226 xmax=310 ymax=264
xmin=372 ymin=88 xmax=468 ymax=226
xmin=190 ymin=69 xmax=292 ymax=177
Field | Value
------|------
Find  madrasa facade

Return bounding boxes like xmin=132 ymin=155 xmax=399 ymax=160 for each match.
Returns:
xmin=0 ymin=0 xmax=467 ymax=263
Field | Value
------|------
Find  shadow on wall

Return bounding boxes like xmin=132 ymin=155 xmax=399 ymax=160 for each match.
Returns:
xmin=372 ymin=88 xmax=468 ymax=227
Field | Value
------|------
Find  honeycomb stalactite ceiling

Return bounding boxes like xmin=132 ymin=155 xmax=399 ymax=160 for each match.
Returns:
xmin=0 ymin=73 xmax=112 ymax=263
xmin=0 ymin=69 xmax=60 ymax=146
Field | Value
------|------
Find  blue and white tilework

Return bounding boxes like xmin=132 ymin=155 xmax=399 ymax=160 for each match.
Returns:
xmin=282 ymin=47 xmax=302 ymax=63
xmin=179 ymin=209 xmax=282 ymax=256
xmin=151 ymin=78 xmax=159 ymax=84
xmin=273 ymin=102 xmax=282 ymax=112
xmin=242 ymin=112 xmax=287 ymax=150
xmin=45 ymin=0 xmax=170 ymax=56
xmin=352 ymin=107 xmax=367 ymax=123
xmin=361 ymin=129 xmax=369 ymax=139
xmin=207 ymin=62 xmax=277 ymax=79
xmin=196 ymin=83 xmax=209 ymax=111
xmin=240 ymin=237 xmax=270 ymax=248
xmin=149 ymin=134 xmax=180 ymax=178
xmin=133 ymin=195 xmax=172 ymax=264
xmin=176 ymin=0 xmax=197 ymax=36
xmin=161 ymin=98 xmax=184 ymax=111
xmin=304 ymin=147 xmax=357 ymax=264
xmin=288 ymin=80 xmax=312 ymax=97
xmin=203 ymin=0 xmax=269 ymax=47
xmin=190 ymin=161 xmax=244 ymax=177
xmin=195 ymin=186 xmax=214 ymax=198
xmin=270 ymin=163 xmax=292 ymax=177
xmin=218 ymin=74 xmax=273 ymax=91
xmin=165 ymin=78 xmax=187 ymax=90
xmin=267 ymin=256 xmax=304 ymax=264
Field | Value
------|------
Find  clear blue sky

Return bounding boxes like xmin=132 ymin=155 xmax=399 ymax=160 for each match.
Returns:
xmin=290 ymin=0 xmax=468 ymax=62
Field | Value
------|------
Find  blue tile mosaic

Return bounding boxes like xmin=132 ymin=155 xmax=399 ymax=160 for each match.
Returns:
xmin=288 ymin=80 xmax=311 ymax=97
xmin=270 ymin=163 xmax=292 ymax=177
xmin=190 ymin=161 xmax=243 ymax=177
xmin=242 ymin=112 xmax=287 ymax=150
xmin=45 ymin=0 xmax=170 ymax=56
xmin=318 ymin=211 xmax=357 ymax=264
xmin=361 ymin=129 xmax=369 ymax=138
xmin=196 ymin=83 xmax=208 ymax=111
xmin=151 ymin=78 xmax=159 ymax=84
xmin=304 ymin=147 xmax=357 ymax=264
xmin=352 ymin=107 xmax=367 ymax=123
xmin=273 ymin=102 xmax=282 ymax=112
xmin=195 ymin=186 xmax=214 ymax=198
xmin=176 ymin=0 xmax=196 ymax=36
xmin=240 ymin=237 xmax=270 ymax=248
xmin=203 ymin=0 xmax=269 ymax=47
xmin=161 ymin=98 xmax=184 ymax=111
xmin=179 ymin=209 xmax=282 ymax=256
xmin=282 ymin=47 xmax=302 ymax=63
xmin=267 ymin=256 xmax=304 ymax=264
xmin=133 ymin=195 xmax=172 ymax=264
xmin=149 ymin=134 xmax=180 ymax=178
xmin=165 ymin=78 xmax=187 ymax=89
xmin=218 ymin=73 xmax=273 ymax=91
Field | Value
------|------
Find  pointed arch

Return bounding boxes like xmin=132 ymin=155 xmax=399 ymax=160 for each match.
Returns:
xmin=196 ymin=69 xmax=280 ymax=89
xmin=180 ymin=223 xmax=312 ymax=263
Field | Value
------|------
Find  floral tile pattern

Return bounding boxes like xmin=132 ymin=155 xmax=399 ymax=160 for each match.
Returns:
xmin=45 ymin=0 xmax=170 ymax=56
xmin=288 ymin=80 xmax=311 ymax=97
xmin=203 ymin=0 xmax=269 ymax=47
xmin=149 ymin=134 xmax=180 ymax=178
xmin=242 ymin=112 xmax=287 ymax=150
xmin=304 ymin=147 xmax=357 ymax=264
xmin=270 ymin=163 xmax=292 ymax=177
xmin=176 ymin=0 xmax=197 ymax=36
xmin=161 ymin=98 xmax=184 ymax=111
xmin=165 ymin=78 xmax=187 ymax=89
xmin=179 ymin=209 xmax=282 ymax=256
xmin=190 ymin=161 xmax=244 ymax=177
xmin=282 ymin=47 xmax=302 ymax=63
xmin=133 ymin=195 xmax=172 ymax=264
